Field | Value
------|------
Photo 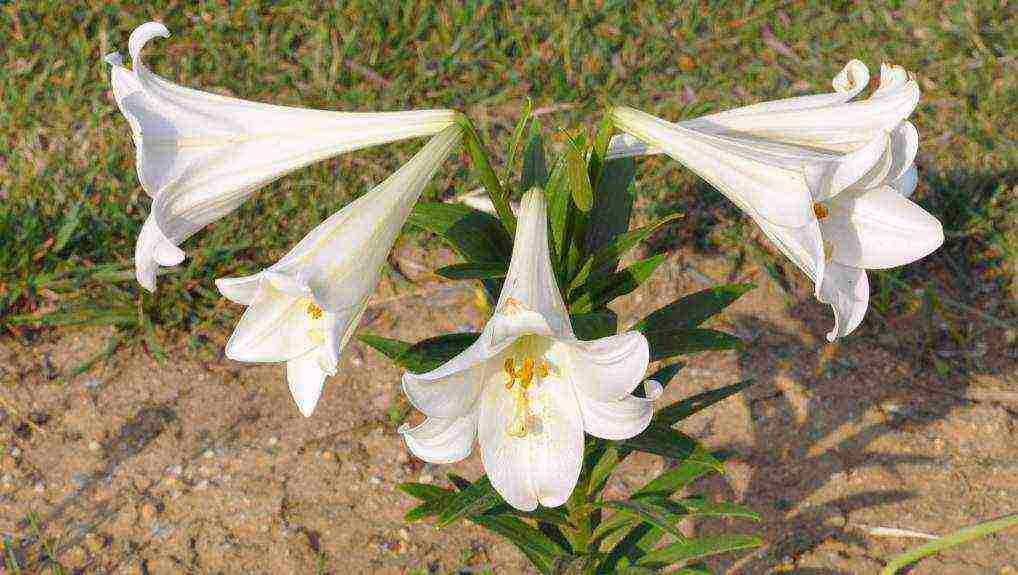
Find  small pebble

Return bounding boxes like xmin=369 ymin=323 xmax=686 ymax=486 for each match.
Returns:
xmin=398 ymin=528 xmax=409 ymax=540
xmin=87 ymin=440 xmax=101 ymax=452
xmin=140 ymin=503 xmax=157 ymax=522
xmin=202 ymin=449 xmax=214 ymax=459
xmin=368 ymin=475 xmax=382 ymax=485
xmin=9 ymin=447 xmax=20 ymax=458
xmin=267 ymin=437 xmax=278 ymax=447
xmin=320 ymin=450 xmax=335 ymax=461
xmin=83 ymin=378 xmax=101 ymax=389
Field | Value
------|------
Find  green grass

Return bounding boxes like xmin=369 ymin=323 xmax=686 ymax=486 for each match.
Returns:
xmin=0 ymin=1 xmax=1014 ymax=371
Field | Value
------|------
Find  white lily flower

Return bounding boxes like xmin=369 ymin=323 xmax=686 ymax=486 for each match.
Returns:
xmin=610 ymin=62 xmax=943 ymax=340
xmin=399 ymin=189 xmax=660 ymax=511
xmin=216 ymin=126 xmax=462 ymax=417
xmin=106 ymin=22 xmax=458 ymax=291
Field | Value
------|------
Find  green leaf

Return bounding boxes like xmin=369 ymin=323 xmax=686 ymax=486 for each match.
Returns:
xmin=435 ymin=261 xmax=507 ymax=280
xmin=504 ymin=98 xmax=533 ymax=182
xmin=654 ymin=379 xmax=757 ymax=427
xmin=582 ymin=158 xmax=638 ymax=272
xmin=398 ymin=333 xmax=479 ymax=373
xmin=673 ymin=498 xmax=761 ymax=521
xmin=566 ymin=140 xmax=593 ymax=212
xmin=359 ymin=334 xmax=411 ymax=362
xmin=570 ymin=310 xmax=618 ymax=340
xmin=521 ymin=120 xmax=549 ymax=192
xmin=398 ymin=482 xmax=455 ymax=522
xmin=643 ymin=328 xmax=742 ymax=362
xmin=635 ymin=535 xmax=762 ymax=568
xmin=881 ymin=513 xmax=1018 ymax=575
xmin=407 ymin=202 xmax=511 ymax=264
xmin=647 ymin=363 xmax=685 ymax=392
xmin=572 ymin=211 xmax=679 ymax=291
xmin=545 ymin=153 xmax=572 ymax=259
xmin=597 ymin=500 xmax=686 ymax=540
xmin=458 ymin=116 xmax=517 ymax=236
xmin=632 ymin=459 xmax=718 ymax=500
xmin=569 ymin=254 xmax=667 ymax=314
xmin=52 ymin=202 xmax=83 ymax=253
xmin=436 ymin=475 xmax=502 ymax=528
xmin=470 ymin=514 xmax=569 ymax=574
xmin=587 ymin=443 xmax=620 ymax=498
xmin=632 ymin=284 xmax=754 ymax=332
xmin=620 ymin=426 xmax=723 ymax=471
xmin=360 ymin=333 xmax=478 ymax=373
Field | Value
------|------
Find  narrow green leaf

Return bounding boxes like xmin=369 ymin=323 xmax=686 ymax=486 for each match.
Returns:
xmin=435 ymin=261 xmax=507 ymax=280
xmin=620 ymin=426 xmax=723 ymax=471
xmin=881 ymin=514 xmax=1018 ymax=575
xmin=398 ymin=482 xmax=455 ymax=522
xmin=359 ymin=334 xmax=411 ymax=362
xmin=673 ymin=498 xmax=761 ymax=521
xmin=545 ymin=153 xmax=572 ymax=259
xmin=597 ymin=500 xmax=686 ymax=540
xmin=398 ymin=333 xmax=479 ymax=373
xmin=52 ymin=202 xmax=83 ymax=253
xmin=436 ymin=476 xmax=502 ymax=528
xmin=654 ymin=379 xmax=757 ymax=427
xmin=407 ymin=202 xmax=511 ymax=264
xmin=458 ymin=116 xmax=517 ymax=235
xmin=470 ymin=514 xmax=569 ymax=574
xmin=587 ymin=443 xmax=620 ymax=498
xmin=570 ymin=310 xmax=618 ymax=340
xmin=572 ymin=211 xmax=679 ymax=291
xmin=567 ymin=141 xmax=594 ymax=212
xmin=569 ymin=254 xmax=667 ymax=314
xmin=521 ymin=121 xmax=549 ymax=191
xmin=504 ymin=98 xmax=534 ymax=182
xmin=582 ymin=158 xmax=638 ymax=272
xmin=632 ymin=284 xmax=755 ymax=333
xmin=635 ymin=535 xmax=762 ymax=568
xmin=632 ymin=459 xmax=718 ymax=500
xmin=644 ymin=328 xmax=742 ymax=362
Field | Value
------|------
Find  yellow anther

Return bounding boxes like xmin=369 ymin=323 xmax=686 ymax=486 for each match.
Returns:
xmin=537 ymin=361 xmax=550 ymax=378
xmin=519 ymin=357 xmax=535 ymax=387
xmin=812 ymin=201 xmax=830 ymax=220
xmin=507 ymin=385 xmax=529 ymax=438
xmin=305 ymin=300 xmax=324 ymax=320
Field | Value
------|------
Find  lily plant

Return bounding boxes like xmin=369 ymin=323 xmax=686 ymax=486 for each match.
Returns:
xmin=105 ymin=22 xmax=947 ymax=575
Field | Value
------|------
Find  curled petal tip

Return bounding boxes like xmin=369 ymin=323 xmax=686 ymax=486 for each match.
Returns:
xmin=104 ymin=52 xmax=124 ymax=67
xmin=128 ymin=22 xmax=170 ymax=62
xmin=832 ymin=60 xmax=870 ymax=94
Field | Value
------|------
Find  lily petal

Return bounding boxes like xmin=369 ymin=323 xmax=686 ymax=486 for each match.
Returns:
xmin=577 ymin=379 xmax=662 ymax=441
xmin=823 ymin=186 xmax=945 ymax=269
xmin=612 ymin=106 xmax=816 ymax=227
xmin=753 ymin=215 xmax=826 ymax=298
xmin=564 ymin=331 xmax=650 ymax=403
xmin=493 ymin=189 xmax=574 ymax=339
xmin=286 ymin=349 xmax=330 ymax=417
xmin=891 ymin=165 xmax=919 ymax=198
xmin=400 ymin=414 xmax=477 ymax=464
xmin=818 ymin=262 xmax=869 ymax=341
xmin=106 ymin=22 xmax=458 ymax=291
xmin=887 ymin=122 xmax=919 ymax=183
xmin=223 ymin=279 xmax=320 ymax=363
xmin=478 ymin=372 xmax=584 ymax=510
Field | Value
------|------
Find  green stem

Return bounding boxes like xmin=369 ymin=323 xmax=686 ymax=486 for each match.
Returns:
xmin=880 ymin=513 xmax=1018 ymax=575
xmin=456 ymin=114 xmax=517 ymax=236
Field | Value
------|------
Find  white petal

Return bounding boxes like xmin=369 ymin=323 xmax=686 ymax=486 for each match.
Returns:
xmin=266 ymin=127 xmax=462 ymax=312
xmin=493 ymin=189 xmax=574 ymax=338
xmin=562 ymin=331 xmax=650 ymax=402
xmin=399 ymin=414 xmax=477 ymax=464
xmin=107 ymin=22 xmax=458 ymax=290
xmin=401 ymin=343 xmax=493 ymax=420
xmin=891 ymin=165 xmax=919 ymax=198
xmin=753 ymin=215 xmax=826 ymax=297
xmin=577 ymin=379 xmax=661 ymax=441
xmin=824 ymin=186 xmax=944 ymax=269
xmin=134 ymin=214 xmax=185 ymax=291
xmin=805 ymin=133 xmax=890 ymax=201
xmin=818 ymin=262 xmax=869 ymax=341
xmin=887 ymin=122 xmax=919 ymax=183
xmin=223 ymin=278 xmax=319 ymax=363
xmin=875 ymin=63 xmax=910 ymax=95
xmin=215 ymin=274 xmax=262 ymax=305
xmin=612 ymin=106 xmax=815 ymax=227
xmin=478 ymin=372 xmax=584 ymax=511
xmin=286 ymin=350 xmax=328 ymax=417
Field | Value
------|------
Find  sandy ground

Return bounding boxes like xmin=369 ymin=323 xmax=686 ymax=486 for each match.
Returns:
xmin=1 ymin=246 xmax=1015 ymax=574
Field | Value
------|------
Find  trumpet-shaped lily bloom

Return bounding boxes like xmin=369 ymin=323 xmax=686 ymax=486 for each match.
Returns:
xmin=216 ymin=126 xmax=462 ymax=417
xmin=106 ymin=22 xmax=458 ymax=291
xmin=400 ymin=189 xmax=660 ymax=511
xmin=610 ymin=62 xmax=943 ymax=340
